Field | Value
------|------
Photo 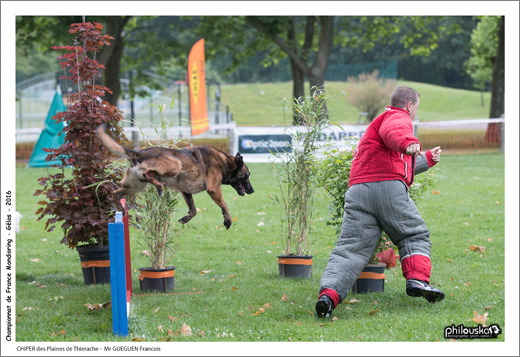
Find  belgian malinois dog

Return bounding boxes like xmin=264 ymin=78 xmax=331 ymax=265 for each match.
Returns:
xmin=95 ymin=124 xmax=254 ymax=229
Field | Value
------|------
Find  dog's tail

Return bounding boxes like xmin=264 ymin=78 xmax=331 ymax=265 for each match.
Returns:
xmin=95 ymin=124 xmax=141 ymax=161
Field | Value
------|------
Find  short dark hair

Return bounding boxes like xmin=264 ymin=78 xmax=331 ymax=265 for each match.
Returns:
xmin=390 ymin=86 xmax=420 ymax=108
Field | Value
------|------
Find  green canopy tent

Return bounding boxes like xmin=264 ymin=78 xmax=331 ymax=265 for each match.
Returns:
xmin=27 ymin=87 xmax=67 ymax=167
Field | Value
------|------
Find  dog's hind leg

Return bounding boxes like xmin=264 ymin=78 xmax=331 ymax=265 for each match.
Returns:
xmin=142 ymin=170 xmax=165 ymax=197
xmin=113 ymin=167 xmax=148 ymax=214
xmin=178 ymin=192 xmax=197 ymax=225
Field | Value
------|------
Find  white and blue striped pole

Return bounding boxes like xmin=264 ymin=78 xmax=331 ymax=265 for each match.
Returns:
xmin=108 ymin=212 xmax=129 ymax=336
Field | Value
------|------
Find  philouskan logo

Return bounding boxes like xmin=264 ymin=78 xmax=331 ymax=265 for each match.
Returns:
xmin=239 ymin=135 xmax=292 ymax=154
xmin=444 ymin=324 xmax=502 ymax=339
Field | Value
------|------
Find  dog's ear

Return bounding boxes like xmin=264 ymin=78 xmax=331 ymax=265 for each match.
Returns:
xmin=235 ymin=152 xmax=244 ymax=168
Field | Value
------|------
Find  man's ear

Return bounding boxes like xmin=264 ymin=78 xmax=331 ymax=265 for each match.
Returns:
xmin=235 ymin=152 xmax=244 ymax=168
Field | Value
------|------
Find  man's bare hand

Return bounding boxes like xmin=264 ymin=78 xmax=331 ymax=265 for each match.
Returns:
xmin=405 ymin=143 xmax=422 ymax=157
xmin=431 ymin=146 xmax=442 ymax=163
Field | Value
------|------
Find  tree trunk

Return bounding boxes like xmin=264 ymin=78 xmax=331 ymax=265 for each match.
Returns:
xmin=288 ymin=17 xmax=306 ymax=125
xmin=98 ymin=16 xmax=131 ymax=106
xmin=308 ymin=16 xmax=334 ymax=120
xmin=485 ymin=15 xmax=504 ymax=143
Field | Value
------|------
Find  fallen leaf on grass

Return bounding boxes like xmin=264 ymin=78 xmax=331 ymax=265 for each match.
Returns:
xmin=232 ymin=217 xmax=238 ymax=222
xmin=84 ymin=301 xmax=111 ymax=310
xmin=132 ymin=336 xmax=145 ymax=342
xmin=231 ymin=287 xmax=238 ymax=291
xmin=432 ymin=190 xmax=441 ymax=195
xmin=495 ymin=201 xmax=500 ymax=205
xmin=22 ymin=307 xmax=34 ymax=311
xmin=281 ymin=294 xmax=288 ymax=302
xmin=332 ymin=317 xmax=339 ymax=322
xmin=369 ymin=309 xmax=381 ymax=316
xmin=28 ymin=281 xmax=37 ymax=285
xmin=263 ymin=303 xmax=272 ymax=308
xmin=200 ymin=269 xmax=211 ymax=275
xmin=257 ymin=222 xmax=264 ymax=227
xmin=464 ymin=282 xmax=472 ymax=287
xmin=236 ymin=261 xmax=243 ymax=265
xmin=29 ymin=259 xmax=42 ymax=263
xmin=36 ymin=284 xmax=47 ymax=288
xmin=180 ymin=313 xmax=191 ymax=318
xmin=41 ymin=239 xmax=48 ymax=244
xmin=153 ymin=307 xmax=160 ymax=313
xmin=319 ymin=323 xmax=325 ymax=327
xmin=469 ymin=245 xmax=485 ymax=253
xmin=169 ymin=315 xmax=178 ymax=322
xmin=47 ymin=296 xmax=64 ymax=302
xmin=256 ymin=212 xmax=266 ymax=216
xmin=288 ymin=337 xmax=293 ymax=342
xmin=483 ymin=305 xmax=493 ymax=311
xmin=180 ymin=323 xmax=192 ymax=336
xmin=462 ymin=222 xmax=469 ymax=226
xmin=471 ymin=311 xmax=488 ymax=326
xmin=158 ymin=325 xmax=163 ymax=332
xmin=346 ymin=299 xmax=361 ymax=304
xmin=295 ymin=322 xmax=302 ymax=326
xmin=167 ymin=329 xmax=173 ymax=336
xmin=141 ymin=250 xmax=151 ymax=257
xmin=345 ymin=306 xmax=353 ymax=310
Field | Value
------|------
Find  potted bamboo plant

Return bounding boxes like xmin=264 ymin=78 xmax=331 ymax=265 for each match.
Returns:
xmin=270 ymin=87 xmax=332 ymax=278
xmin=34 ymin=21 xmax=127 ymax=285
xmin=134 ymin=185 xmax=180 ymax=293
xmin=129 ymin=102 xmax=183 ymax=293
xmin=315 ymin=139 xmax=438 ymax=293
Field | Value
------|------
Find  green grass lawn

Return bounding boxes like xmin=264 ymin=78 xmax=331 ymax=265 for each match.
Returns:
xmin=14 ymin=153 xmax=505 ymax=344
xmin=220 ymin=80 xmax=491 ymax=126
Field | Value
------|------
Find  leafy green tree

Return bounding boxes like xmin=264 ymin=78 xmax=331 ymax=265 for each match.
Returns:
xmin=464 ymin=17 xmax=500 ymax=92
xmin=17 ymin=15 xmax=461 ymax=124
xmin=17 ymin=16 xmax=132 ymax=105
xmin=464 ymin=16 xmax=504 ymax=141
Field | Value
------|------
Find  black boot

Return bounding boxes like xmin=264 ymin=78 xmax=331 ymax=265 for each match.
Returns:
xmin=406 ymin=279 xmax=445 ymax=303
xmin=316 ymin=295 xmax=334 ymax=318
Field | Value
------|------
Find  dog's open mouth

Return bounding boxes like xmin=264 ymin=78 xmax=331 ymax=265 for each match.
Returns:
xmin=235 ymin=183 xmax=246 ymax=196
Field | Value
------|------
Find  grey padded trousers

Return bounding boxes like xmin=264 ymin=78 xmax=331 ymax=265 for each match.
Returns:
xmin=318 ymin=180 xmax=432 ymax=302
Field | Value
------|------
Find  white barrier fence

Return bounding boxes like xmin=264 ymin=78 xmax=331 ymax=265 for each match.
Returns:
xmin=15 ymin=118 xmax=505 ymax=163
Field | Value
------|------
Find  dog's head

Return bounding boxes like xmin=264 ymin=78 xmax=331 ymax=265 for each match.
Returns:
xmin=230 ymin=152 xmax=254 ymax=196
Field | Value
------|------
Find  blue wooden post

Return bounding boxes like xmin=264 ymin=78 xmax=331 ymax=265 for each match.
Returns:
xmin=109 ymin=212 xmax=129 ymax=336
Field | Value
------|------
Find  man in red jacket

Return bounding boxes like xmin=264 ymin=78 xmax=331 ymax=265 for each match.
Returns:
xmin=316 ymin=86 xmax=444 ymax=318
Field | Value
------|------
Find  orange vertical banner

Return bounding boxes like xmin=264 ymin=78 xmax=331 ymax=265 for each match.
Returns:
xmin=188 ymin=38 xmax=209 ymax=136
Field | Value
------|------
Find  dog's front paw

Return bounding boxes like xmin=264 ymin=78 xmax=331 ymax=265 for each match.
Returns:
xmin=156 ymin=186 xmax=163 ymax=197
xmin=224 ymin=219 xmax=232 ymax=230
xmin=179 ymin=215 xmax=192 ymax=225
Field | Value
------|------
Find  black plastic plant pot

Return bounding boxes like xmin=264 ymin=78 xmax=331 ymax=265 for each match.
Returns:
xmin=350 ymin=263 xmax=386 ymax=294
xmin=77 ymin=245 xmax=111 ymax=285
xmin=139 ymin=267 xmax=176 ymax=293
xmin=277 ymin=255 xmax=313 ymax=278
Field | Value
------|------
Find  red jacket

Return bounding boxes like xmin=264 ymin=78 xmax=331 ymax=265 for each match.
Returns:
xmin=349 ymin=106 xmax=436 ymax=188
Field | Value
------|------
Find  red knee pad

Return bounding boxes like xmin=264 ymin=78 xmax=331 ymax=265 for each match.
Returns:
xmin=319 ymin=289 xmax=340 ymax=309
xmin=401 ymin=255 xmax=431 ymax=283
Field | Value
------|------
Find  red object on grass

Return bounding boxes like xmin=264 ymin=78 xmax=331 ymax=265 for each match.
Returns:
xmin=121 ymin=199 xmax=132 ymax=302
xmin=377 ymin=249 xmax=398 ymax=269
